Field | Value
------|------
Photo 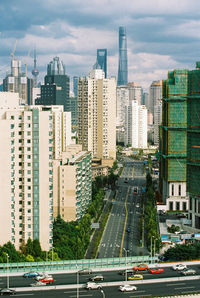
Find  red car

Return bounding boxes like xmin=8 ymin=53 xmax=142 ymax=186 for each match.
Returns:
xmin=38 ymin=276 xmax=54 ymax=284
xmin=133 ymin=264 xmax=149 ymax=271
xmin=150 ymin=268 xmax=164 ymax=274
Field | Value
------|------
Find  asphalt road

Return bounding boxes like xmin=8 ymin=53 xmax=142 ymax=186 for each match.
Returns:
xmin=98 ymin=159 xmax=148 ymax=258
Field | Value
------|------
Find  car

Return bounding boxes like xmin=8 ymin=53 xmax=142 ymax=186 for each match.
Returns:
xmin=38 ymin=276 xmax=54 ymax=284
xmin=0 ymin=288 xmax=16 ymax=295
xmin=119 ymin=269 xmax=134 ymax=276
xmin=150 ymin=268 xmax=164 ymax=274
xmin=23 ymin=271 xmax=41 ymax=278
xmin=30 ymin=281 xmax=46 ymax=287
xmin=133 ymin=264 xmax=149 ymax=271
xmin=136 ymin=203 xmax=140 ymax=208
xmin=78 ymin=268 xmax=92 ymax=275
xmin=85 ymin=282 xmax=102 ymax=290
xmin=127 ymin=227 xmax=131 ymax=233
xmin=119 ymin=285 xmax=137 ymax=292
xmin=172 ymin=264 xmax=187 ymax=271
xmin=89 ymin=275 xmax=104 ymax=281
xmin=35 ymin=273 xmax=52 ymax=281
xmin=128 ymin=274 xmax=143 ymax=280
xmin=181 ymin=269 xmax=196 ymax=275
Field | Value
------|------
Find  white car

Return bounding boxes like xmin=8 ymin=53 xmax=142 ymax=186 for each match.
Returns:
xmin=35 ymin=273 xmax=52 ymax=281
xmin=119 ymin=285 xmax=137 ymax=292
xmin=86 ymin=282 xmax=102 ymax=290
xmin=172 ymin=264 xmax=187 ymax=271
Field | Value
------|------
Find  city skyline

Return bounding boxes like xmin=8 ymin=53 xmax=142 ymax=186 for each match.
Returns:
xmin=0 ymin=1 xmax=200 ymax=88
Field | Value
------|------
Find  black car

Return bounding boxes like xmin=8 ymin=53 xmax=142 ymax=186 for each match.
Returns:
xmin=0 ymin=288 xmax=16 ymax=295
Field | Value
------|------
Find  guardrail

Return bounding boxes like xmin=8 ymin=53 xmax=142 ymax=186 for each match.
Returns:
xmin=0 ymin=256 xmax=158 ymax=273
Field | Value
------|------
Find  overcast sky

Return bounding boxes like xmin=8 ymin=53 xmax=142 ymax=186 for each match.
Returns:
xmin=1 ymin=0 xmax=200 ymax=90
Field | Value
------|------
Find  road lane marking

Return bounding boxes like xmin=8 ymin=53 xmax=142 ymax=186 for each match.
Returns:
xmin=15 ymin=295 xmax=34 ymax=297
xmin=70 ymin=295 xmax=92 ymax=297
xmin=130 ymin=295 xmax=151 ymax=297
xmin=167 ymin=283 xmax=185 ymax=286
xmin=175 ymin=287 xmax=194 ymax=290
xmin=64 ymin=291 xmax=89 ymax=294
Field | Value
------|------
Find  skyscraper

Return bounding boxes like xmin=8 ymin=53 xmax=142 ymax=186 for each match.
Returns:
xmin=97 ymin=49 xmax=107 ymax=78
xmin=35 ymin=57 xmax=70 ymax=111
xmin=117 ymin=26 xmax=128 ymax=86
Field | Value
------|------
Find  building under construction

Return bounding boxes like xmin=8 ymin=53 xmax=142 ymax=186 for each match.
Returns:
xmin=160 ymin=62 xmax=200 ymax=229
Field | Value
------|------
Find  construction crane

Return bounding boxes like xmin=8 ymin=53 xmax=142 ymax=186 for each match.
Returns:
xmin=11 ymin=40 xmax=18 ymax=60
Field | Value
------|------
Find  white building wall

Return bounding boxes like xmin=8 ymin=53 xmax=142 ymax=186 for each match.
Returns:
xmin=138 ymin=105 xmax=147 ymax=148
xmin=131 ymin=100 xmax=138 ymax=148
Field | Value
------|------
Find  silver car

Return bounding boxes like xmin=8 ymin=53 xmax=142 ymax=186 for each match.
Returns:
xmin=86 ymin=282 xmax=102 ymax=290
xmin=181 ymin=269 xmax=196 ymax=275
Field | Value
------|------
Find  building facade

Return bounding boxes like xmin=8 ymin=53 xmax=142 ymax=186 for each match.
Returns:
xmin=53 ymin=145 xmax=92 ymax=222
xmin=117 ymin=26 xmax=128 ymax=86
xmin=0 ymin=104 xmax=71 ymax=251
xmin=160 ymin=70 xmax=188 ymax=212
xmin=35 ymin=57 xmax=70 ymax=112
xmin=78 ymin=69 xmax=116 ymax=165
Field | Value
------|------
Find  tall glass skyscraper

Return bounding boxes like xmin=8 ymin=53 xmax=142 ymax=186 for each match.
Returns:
xmin=97 ymin=49 xmax=107 ymax=78
xmin=117 ymin=26 xmax=128 ymax=86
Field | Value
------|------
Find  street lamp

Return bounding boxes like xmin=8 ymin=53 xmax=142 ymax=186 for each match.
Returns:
xmin=6 ymin=253 xmax=9 ymax=289
xmin=123 ymin=248 xmax=129 ymax=282
xmin=52 ymin=246 xmax=54 ymax=262
xmin=77 ymin=267 xmax=79 ymax=298
xmin=101 ymin=289 xmax=105 ymax=298
xmin=150 ymin=236 xmax=154 ymax=264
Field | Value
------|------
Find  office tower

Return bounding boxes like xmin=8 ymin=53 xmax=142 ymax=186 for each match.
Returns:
xmin=127 ymin=82 xmax=143 ymax=105
xmin=154 ymin=100 xmax=162 ymax=146
xmin=160 ymin=70 xmax=188 ymax=213
xmin=35 ymin=57 xmax=70 ymax=111
xmin=0 ymin=102 xmax=71 ymax=250
xmin=31 ymin=49 xmax=39 ymax=88
xmin=117 ymin=26 xmax=128 ymax=86
xmin=148 ymin=81 xmax=162 ymax=118
xmin=97 ymin=49 xmax=107 ymax=78
xmin=116 ymin=86 xmax=129 ymax=143
xmin=73 ymin=76 xmax=78 ymax=97
xmin=53 ymin=144 xmax=92 ymax=221
xmin=32 ymin=87 xmax=41 ymax=105
xmin=3 ymin=58 xmax=33 ymax=105
xmin=142 ymin=92 xmax=148 ymax=106
xmin=124 ymin=100 xmax=147 ymax=148
xmin=78 ymin=69 xmax=116 ymax=166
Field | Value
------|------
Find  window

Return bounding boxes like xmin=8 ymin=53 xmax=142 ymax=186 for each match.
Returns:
xmin=11 ymin=116 xmax=14 ymax=120
xmin=28 ymin=209 xmax=31 ymax=213
xmin=169 ymin=202 xmax=173 ymax=211
xmin=28 ymin=224 xmax=31 ymax=228
xmin=183 ymin=202 xmax=187 ymax=211
xmin=27 ymin=116 xmax=31 ymax=120
xmin=176 ymin=202 xmax=180 ymax=211
xmin=27 ymin=140 xmax=31 ymax=144
xmin=28 ymin=201 xmax=31 ymax=205
xmin=171 ymin=184 xmax=174 ymax=196
xmin=178 ymin=185 xmax=181 ymax=196
xmin=190 ymin=198 xmax=192 ymax=210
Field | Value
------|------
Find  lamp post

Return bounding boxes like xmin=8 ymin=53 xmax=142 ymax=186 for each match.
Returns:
xmin=77 ymin=268 xmax=79 ymax=298
xmin=150 ymin=236 xmax=154 ymax=264
xmin=6 ymin=253 xmax=9 ymax=289
xmin=52 ymin=246 xmax=54 ymax=262
xmin=101 ymin=289 xmax=105 ymax=298
xmin=123 ymin=248 xmax=129 ymax=282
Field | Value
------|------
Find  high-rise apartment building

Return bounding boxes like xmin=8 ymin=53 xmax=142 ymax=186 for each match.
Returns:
xmin=116 ymin=86 xmax=129 ymax=143
xmin=124 ymin=100 xmax=147 ymax=148
xmin=117 ymin=26 xmax=128 ymax=86
xmin=97 ymin=49 xmax=107 ymax=78
xmin=53 ymin=144 xmax=92 ymax=222
xmin=0 ymin=102 xmax=71 ymax=251
xmin=160 ymin=70 xmax=188 ymax=212
xmin=73 ymin=76 xmax=78 ymax=97
xmin=154 ymin=100 xmax=162 ymax=146
xmin=3 ymin=58 xmax=33 ymax=105
xmin=35 ymin=57 xmax=70 ymax=111
xmin=78 ymin=69 xmax=116 ymax=165
xmin=148 ymin=81 xmax=162 ymax=117
xmin=127 ymin=82 xmax=143 ymax=105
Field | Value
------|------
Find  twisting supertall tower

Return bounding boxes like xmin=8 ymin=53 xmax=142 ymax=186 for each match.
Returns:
xmin=117 ymin=26 xmax=128 ymax=86
xmin=32 ymin=49 xmax=39 ymax=87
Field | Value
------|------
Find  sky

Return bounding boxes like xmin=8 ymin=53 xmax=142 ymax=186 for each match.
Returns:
xmin=1 ymin=0 xmax=200 ymax=90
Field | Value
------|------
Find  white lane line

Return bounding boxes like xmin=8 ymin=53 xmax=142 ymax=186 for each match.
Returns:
xmin=70 ymin=295 xmax=92 ymax=297
xmin=130 ymin=295 xmax=151 ymax=297
xmin=15 ymin=295 xmax=34 ymax=297
xmin=182 ymin=290 xmax=199 ymax=294
xmin=64 ymin=291 xmax=87 ymax=294
xmin=167 ymin=283 xmax=185 ymax=286
xmin=175 ymin=287 xmax=195 ymax=290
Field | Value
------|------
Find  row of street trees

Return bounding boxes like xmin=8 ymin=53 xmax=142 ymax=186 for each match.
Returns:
xmin=145 ymin=173 xmax=161 ymax=252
